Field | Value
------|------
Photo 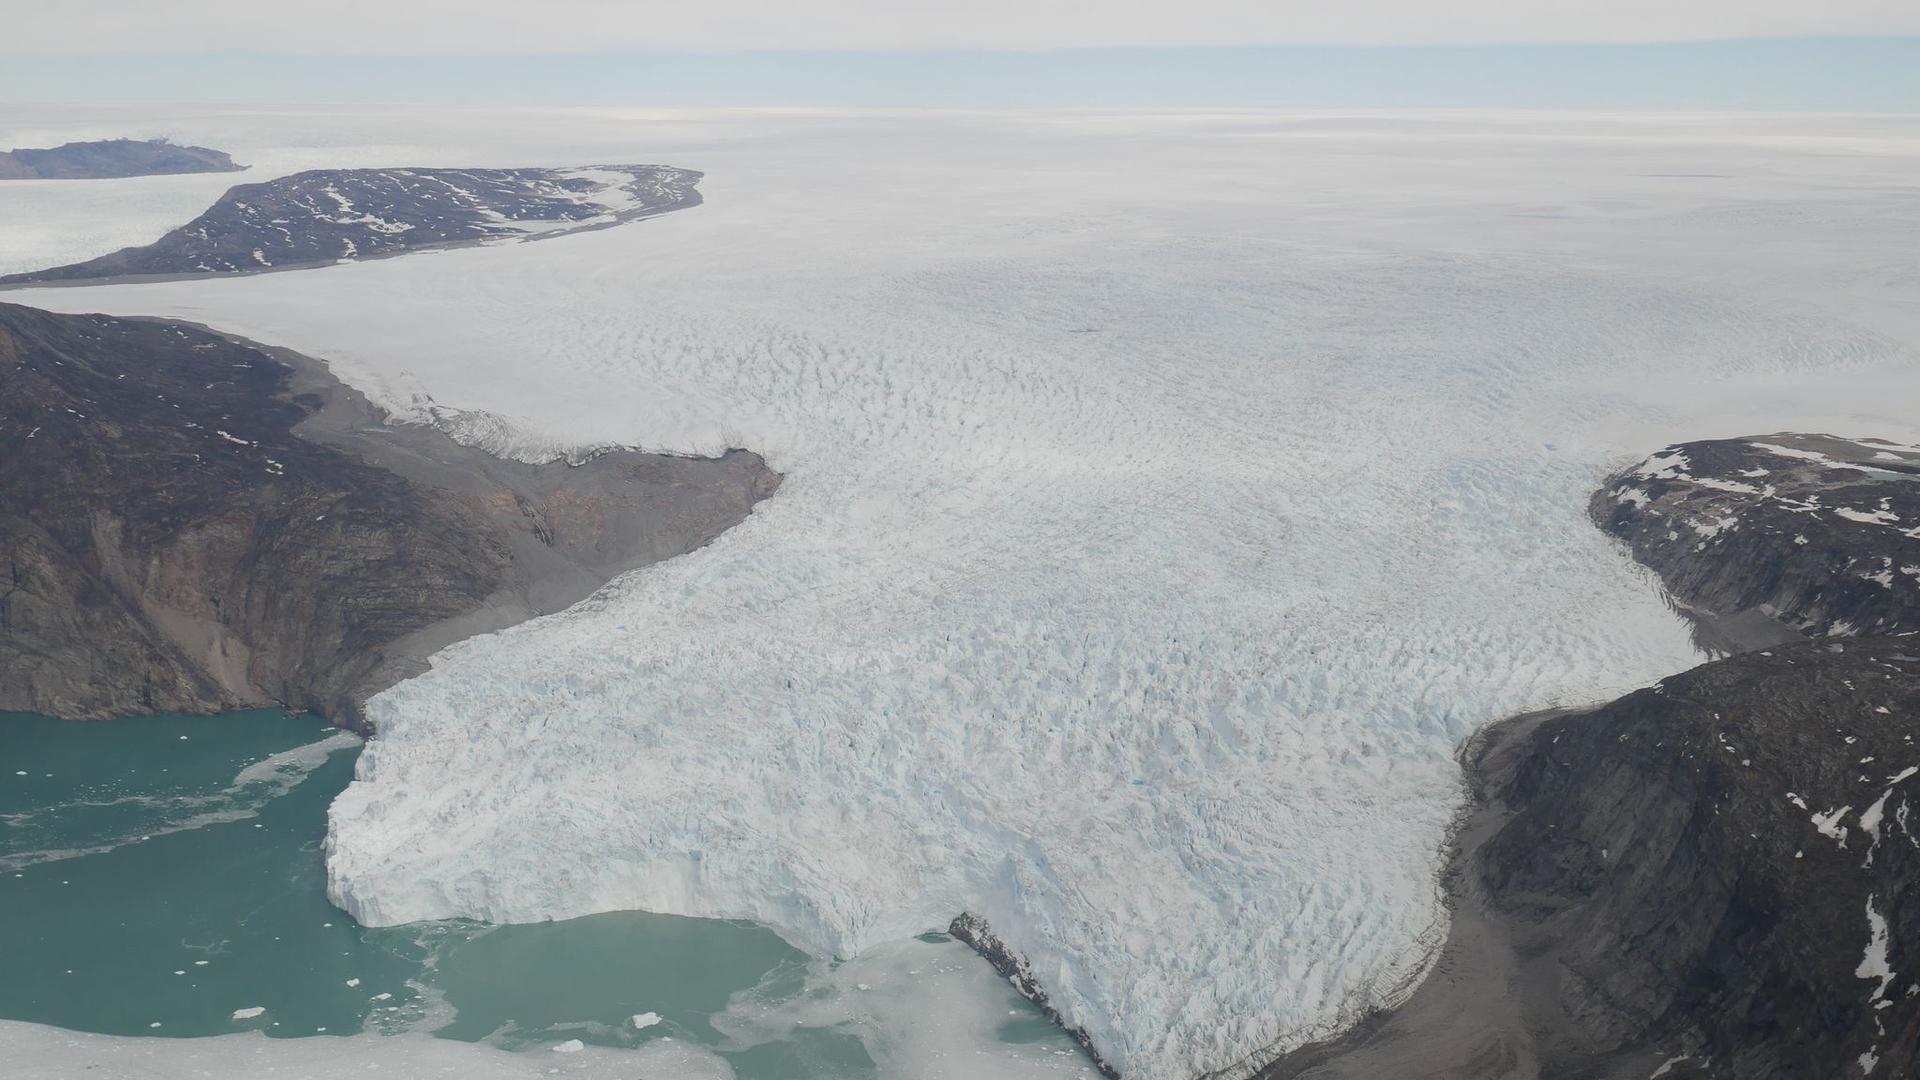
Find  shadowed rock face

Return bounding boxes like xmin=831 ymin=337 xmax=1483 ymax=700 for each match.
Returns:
xmin=948 ymin=914 xmax=1120 ymax=1079
xmin=1476 ymin=638 xmax=1920 ymax=1080
xmin=1261 ymin=434 xmax=1920 ymax=1080
xmin=1593 ymin=434 xmax=1920 ymax=646
xmin=0 ymin=138 xmax=243 ymax=180
xmin=0 ymin=302 xmax=776 ymax=728
xmin=0 ymin=165 xmax=702 ymax=283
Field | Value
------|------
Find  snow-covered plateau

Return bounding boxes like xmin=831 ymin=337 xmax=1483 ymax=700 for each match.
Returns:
xmin=6 ymin=107 xmax=1920 ymax=1079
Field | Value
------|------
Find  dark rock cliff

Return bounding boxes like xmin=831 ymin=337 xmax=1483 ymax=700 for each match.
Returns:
xmin=1264 ymin=434 xmax=1920 ymax=1080
xmin=948 ymin=913 xmax=1120 ymax=1078
xmin=1477 ymin=639 xmax=1920 ymax=1079
xmin=0 ymin=138 xmax=244 ymax=180
xmin=0 ymin=302 xmax=776 ymax=727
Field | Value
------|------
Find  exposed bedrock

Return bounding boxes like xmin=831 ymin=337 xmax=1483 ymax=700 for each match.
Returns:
xmin=1484 ymin=640 xmax=1918 ymax=1079
xmin=0 ymin=302 xmax=776 ymax=727
xmin=1264 ymin=435 xmax=1920 ymax=1080
xmin=0 ymin=137 xmax=244 ymax=180
xmin=1592 ymin=433 xmax=1920 ymax=648
xmin=949 ymin=913 xmax=1121 ymax=1078
xmin=0 ymin=164 xmax=702 ymax=284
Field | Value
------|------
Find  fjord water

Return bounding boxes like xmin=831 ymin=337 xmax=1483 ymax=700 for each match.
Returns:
xmin=0 ymin=710 xmax=419 ymax=1038
xmin=0 ymin=711 xmax=1078 ymax=1076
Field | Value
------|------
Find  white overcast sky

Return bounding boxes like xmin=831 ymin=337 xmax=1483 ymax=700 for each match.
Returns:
xmin=8 ymin=0 xmax=1919 ymax=52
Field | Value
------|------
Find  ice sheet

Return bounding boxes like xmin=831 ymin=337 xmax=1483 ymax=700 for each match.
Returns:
xmin=7 ymin=106 xmax=1920 ymax=1078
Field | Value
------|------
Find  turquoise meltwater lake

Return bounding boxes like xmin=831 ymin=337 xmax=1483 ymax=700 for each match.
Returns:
xmin=0 ymin=710 xmax=1092 ymax=1078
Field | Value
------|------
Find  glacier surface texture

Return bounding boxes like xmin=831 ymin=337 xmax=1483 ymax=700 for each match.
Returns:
xmin=8 ymin=107 xmax=1920 ymax=1079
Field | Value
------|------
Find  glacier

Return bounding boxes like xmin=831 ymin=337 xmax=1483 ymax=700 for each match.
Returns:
xmin=8 ymin=106 xmax=1920 ymax=1079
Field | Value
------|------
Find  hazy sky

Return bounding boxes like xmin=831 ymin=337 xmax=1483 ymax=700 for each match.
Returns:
xmin=4 ymin=4 xmax=1916 ymax=110
xmin=10 ymin=0 xmax=1920 ymax=52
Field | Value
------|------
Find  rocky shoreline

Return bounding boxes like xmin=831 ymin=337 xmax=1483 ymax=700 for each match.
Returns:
xmin=1260 ymin=435 xmax=1920 ymax=1080
xmin=949 ymin=912 xmax=1123 ymax=1078
xmin=0 ymin=302 xmax=777 ymax=729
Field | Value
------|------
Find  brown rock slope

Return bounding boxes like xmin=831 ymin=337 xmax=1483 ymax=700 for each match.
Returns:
xmin=0 ymin=302 xmax=776 ymax=727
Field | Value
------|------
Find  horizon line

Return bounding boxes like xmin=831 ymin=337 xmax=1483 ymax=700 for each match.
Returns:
xmin=4 ymin=37 xmax=1916 ymax=112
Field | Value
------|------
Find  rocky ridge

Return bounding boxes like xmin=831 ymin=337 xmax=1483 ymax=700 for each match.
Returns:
xmin=0 ymin=138 xmax=243 ymax=180
xmin=1593 ymin=433 xmax=1920 ymax=646
xmin=0 ymin=165 xmax=701 ymax=283
xmin=1262 ymin=434 xmax=1920 ymax=1080
xmin=0 ymin=301 xmax=776 ymax=728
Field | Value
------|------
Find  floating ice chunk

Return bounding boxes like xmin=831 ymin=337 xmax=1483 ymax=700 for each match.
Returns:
xmin=551 ymin=1039 xmax=585 ymax=1053
xmin=231 ymin=1007 xmax=266 ymax=1021
xmin=629 ymin=1012 xmax=661 ymax=1030
xmin=0 ymin=1015 xmax=737 ymax=1078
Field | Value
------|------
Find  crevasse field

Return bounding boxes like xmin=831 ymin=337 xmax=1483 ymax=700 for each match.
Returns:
xmin=7 ymin=106 xmax=1920 ymax=1079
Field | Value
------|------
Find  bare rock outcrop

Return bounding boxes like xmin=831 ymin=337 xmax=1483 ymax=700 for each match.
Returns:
xmin=0 ymin=302 xmax=776 ymax=728
xmin=1 ymin=165 xmax=701 ymax=283
xmin=1592 ymin=433 xmax=1920 ymax=646
xmin=1263 ymin=434 xmax=1920 ymax=1080
xmin=0 ymin=137 xmax=243 ymax=180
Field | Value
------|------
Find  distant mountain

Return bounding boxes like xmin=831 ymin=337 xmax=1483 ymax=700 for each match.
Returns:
xmin=0 ymin=164 xmax=701 ymax=283
xmin=0 ymin=137 xmax=244 ymax=179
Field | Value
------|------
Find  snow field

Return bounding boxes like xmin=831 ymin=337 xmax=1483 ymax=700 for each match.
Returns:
xmin=10 ymin=107 xmax=1920 ymax=1078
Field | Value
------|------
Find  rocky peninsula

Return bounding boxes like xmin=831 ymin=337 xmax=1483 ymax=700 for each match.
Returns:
xmin=0 ymin=137 xmax=244 ymax=180
xmin=0 ymin=302 xmax=776 ymax=729
xmin=1 ymin=165 xmax=701 ymax=284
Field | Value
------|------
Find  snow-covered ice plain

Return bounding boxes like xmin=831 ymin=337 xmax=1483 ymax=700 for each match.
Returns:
xmin=6 ymin=105 xmax=1920 ymax=1079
